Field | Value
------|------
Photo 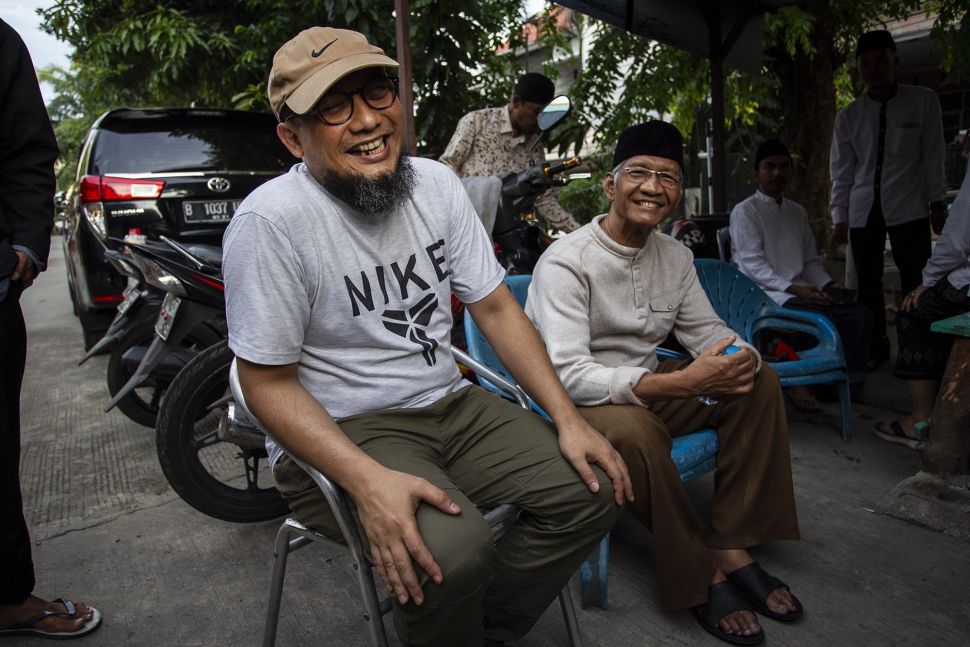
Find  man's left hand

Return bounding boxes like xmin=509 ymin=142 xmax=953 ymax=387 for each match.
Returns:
xmin=902 ymin=284 xmax=930 ymax=312
xmin=556 ymin=419 xmax=633 ymax=506
xmin=11 ymin=251 xmax=36 ymax=289
xmin=930 ymin=202 xmax=947 ymax=235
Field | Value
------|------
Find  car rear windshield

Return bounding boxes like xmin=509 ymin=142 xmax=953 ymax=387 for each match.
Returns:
xmin=91 ymin=112 xmax=292 ymax=174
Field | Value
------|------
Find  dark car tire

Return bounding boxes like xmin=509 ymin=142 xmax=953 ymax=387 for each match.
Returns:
xmin=156 ymin=341 xmax=287 ymax=522
xmin=107 ymin=317 xmax=223 ymax=427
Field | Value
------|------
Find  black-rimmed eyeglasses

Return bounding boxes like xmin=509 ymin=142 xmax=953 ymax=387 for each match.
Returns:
xmin=306 ymin=77 xmax=399 ymax=126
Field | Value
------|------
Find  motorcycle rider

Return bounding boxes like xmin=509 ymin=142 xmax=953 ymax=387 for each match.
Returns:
xmin=222 ymin=27 xmax=631 ymax=646
xmin=439 ymin=72 xmax=580 ymax=233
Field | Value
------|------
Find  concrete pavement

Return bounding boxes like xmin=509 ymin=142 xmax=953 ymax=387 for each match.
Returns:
xmin=11 ymin=242 xmax=970 ymax=646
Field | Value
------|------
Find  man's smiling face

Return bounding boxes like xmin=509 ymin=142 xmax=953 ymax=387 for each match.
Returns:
xmin=606 ymin=154 xmax=683 ymax=231
xmin=292 ymin=68 xmax=403 ymax=185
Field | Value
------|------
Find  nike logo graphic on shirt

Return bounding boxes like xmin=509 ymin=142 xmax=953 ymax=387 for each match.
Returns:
xmin=311 ymin=39 xmax=338 ymax=58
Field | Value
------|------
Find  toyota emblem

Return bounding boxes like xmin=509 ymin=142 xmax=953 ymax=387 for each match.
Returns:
xmin=207 ymin=177 xmax=231 ymax=193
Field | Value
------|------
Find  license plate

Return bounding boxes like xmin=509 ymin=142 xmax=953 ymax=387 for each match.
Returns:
xmin=155 ymin=294 xmax=181 ymax=341
xmin=117 ymin=285 xmax=141 ymax=315
xmin=183 ymin=199 xmax=241 ymax=224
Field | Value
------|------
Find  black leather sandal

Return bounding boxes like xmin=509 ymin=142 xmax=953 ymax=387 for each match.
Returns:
xmin=727 ymin=562 xmax=803 ymax=622
xmin=693 ymin=580 xmax=765 ymax=645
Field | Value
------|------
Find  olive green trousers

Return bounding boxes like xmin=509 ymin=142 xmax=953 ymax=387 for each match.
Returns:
xmin=274 ymin=385 xmax=620 ymax=646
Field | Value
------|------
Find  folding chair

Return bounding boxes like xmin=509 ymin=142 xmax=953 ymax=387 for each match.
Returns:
xmin=463 ymin=275 xmax=719 ymax=609
xmin=227 ymin=349 xmax=583 ymax=647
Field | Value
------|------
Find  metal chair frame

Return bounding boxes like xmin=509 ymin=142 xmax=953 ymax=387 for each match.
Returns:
xmin=228 ymin=349 xmax=583 ymax=647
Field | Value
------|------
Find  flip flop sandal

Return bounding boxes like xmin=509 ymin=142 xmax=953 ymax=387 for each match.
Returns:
xmin=0 ymin=599 xmax=102 ymax=640
xmin=727 ymin=562 xmax=803 ymax=622
xmin=693 ymin=580 xmax=765 ymax=645
xmin=873 ymin=419 xmax=929 ymax=449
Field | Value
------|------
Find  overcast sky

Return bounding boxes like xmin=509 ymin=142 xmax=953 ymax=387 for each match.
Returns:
xmin=2 ymin=0 xmax=73 ymax=104
xmin=4 ymin=0 xmax=549 ymax=106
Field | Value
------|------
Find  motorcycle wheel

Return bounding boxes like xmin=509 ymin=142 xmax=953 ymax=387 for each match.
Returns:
xmin=155 ymin=340 xmax=287 ymax=522
xmin=106 ymin=317 xmax=223 ymax=427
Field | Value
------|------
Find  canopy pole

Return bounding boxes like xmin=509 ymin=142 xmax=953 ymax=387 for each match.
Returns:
xmin=394 ymin=0 xmax=416 ymax=154
xmin=704 ymin=1 xmax=726 ymax=214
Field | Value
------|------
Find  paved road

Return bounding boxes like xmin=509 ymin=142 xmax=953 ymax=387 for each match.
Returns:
xmin=14 ymin=242 xmax=970 ymax=646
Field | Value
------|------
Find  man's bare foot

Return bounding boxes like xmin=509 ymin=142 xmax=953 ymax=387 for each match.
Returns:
xmin=709 ymin=567 xmax=762 ymax=637
xmin=0 ymin=595 xmax=94 ymax=635
xmin=786 ymin=386 xmax=821 ymax=413
xmin=715 ymin=549 xmax=798 ymax=616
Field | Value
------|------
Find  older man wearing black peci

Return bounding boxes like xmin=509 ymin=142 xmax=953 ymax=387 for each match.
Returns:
xmin=527 ymin=121 xmax=804 ymax=645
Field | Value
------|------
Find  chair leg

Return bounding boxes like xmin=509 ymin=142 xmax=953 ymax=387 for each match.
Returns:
xmin=557 ymin=584 xmax=584 ymax=647
xmin=838 ymin=377 xmax=853 ymax=442
xmin=263 ymin=520 xmax=298 ymax=647
xmin=352 ymin=556 xmax=389 ymax=647
xmin=579 ymin=533 xmax=610 ymax=609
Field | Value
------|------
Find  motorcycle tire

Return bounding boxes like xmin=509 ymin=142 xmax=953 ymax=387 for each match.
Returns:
xmin=155 ymin=340 xmax=288 ymax=522
xmin=106 ymin=317 xmax=223 ymax=427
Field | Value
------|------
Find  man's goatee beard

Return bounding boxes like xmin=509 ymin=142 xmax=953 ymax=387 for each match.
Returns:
xmin=322 ymin=154 xmax=417 ymax=217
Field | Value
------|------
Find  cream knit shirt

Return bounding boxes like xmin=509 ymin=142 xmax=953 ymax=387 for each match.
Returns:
xmin=526 ymin=214 xmax=756 ymax=407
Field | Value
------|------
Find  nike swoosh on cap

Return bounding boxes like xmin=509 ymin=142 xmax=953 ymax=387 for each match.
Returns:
xmin=311 ymin=39 xmax=338 ymax=58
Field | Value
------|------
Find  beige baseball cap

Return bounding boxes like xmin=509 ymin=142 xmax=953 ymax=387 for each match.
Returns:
xmin=267 ymin=27 xmax=398 ymax=120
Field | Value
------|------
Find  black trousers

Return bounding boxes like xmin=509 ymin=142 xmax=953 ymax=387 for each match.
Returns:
xmin=0 ymin=286 xmax=34 ymax=604
xmin=850 ymin=204 xmax=932 ymax=359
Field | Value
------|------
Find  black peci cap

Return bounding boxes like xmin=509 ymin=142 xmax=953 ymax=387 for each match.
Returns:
xmin=754 ymin=139 xmax=791 ymax=168
xmin=612 ymin=120 xmax=684 ymax=170
xmin=856 ymin=30 xmax=896 ymax=56
xmin=513 ymin=72 xmax=555 ymax=105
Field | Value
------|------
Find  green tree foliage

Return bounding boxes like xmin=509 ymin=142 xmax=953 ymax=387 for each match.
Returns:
xmin=39 ymin=0 xmax=530 ymax=183
xmin=538 ymin=0 xmax=967 ymax=242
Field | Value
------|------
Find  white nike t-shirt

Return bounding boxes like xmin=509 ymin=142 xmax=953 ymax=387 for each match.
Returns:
xmin=223 ymin=157 xmax=504 ymax=432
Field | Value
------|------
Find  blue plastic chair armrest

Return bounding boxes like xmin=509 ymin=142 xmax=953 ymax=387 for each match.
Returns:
xmin=657 ymin=347 xmax=690 ymax=361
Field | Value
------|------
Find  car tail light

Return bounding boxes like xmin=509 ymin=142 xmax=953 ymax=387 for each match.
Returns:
xmin=102 ymin=177 xmax=164 ymax=200
xmin=78 ymin=175 xmax=165 ymax=239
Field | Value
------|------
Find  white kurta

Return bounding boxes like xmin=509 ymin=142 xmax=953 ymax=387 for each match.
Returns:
xmin=730 ymin=190 xmax=831 ymax=306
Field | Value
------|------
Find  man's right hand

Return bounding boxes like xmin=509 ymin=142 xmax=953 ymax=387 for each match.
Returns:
xmin=354 ymin=467 xmax=461 ymax=606
xmin=683 ymin=337 xmax=757 ymax=397
xmin=833 ymin=222 xmax=848 ymax=245
xmin=786 ymin=283 xmax=833 ymax=305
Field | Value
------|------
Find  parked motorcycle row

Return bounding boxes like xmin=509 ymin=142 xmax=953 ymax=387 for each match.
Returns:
xmin=80 ymin=98 xmax=578 ymax=525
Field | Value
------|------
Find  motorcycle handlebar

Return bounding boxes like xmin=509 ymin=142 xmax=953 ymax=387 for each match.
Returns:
xmin=543 ymin=156 xmax=582 ymax=176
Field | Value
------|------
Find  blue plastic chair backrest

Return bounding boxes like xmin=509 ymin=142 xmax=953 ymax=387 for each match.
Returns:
xmin=692 ymin=259 xmax=776 ymax=342
xmin=464 ymin=274 xmax=531 ymax=392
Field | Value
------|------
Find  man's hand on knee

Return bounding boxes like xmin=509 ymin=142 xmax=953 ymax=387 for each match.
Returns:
xmin=355 ymin=467 xmax=461 ymax=606
xmin=556 ymin=418 xmax=634 ymax=506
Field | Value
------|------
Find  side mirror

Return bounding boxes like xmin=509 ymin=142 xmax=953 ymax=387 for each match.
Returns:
xmin=538 ymin=95 xmax=570 ymax=132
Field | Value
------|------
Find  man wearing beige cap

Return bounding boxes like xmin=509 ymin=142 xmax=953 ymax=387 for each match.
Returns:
xmin=222 ymin=27 xmax=631 ymax=646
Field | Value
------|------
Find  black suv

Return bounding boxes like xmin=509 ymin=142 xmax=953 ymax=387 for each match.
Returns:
xmin=63 ymin=108 xmax=291 ymax=348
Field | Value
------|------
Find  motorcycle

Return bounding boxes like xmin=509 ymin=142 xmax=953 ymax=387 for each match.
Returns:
xmin=100 ymin=237 xmax=224 ymax=427
xmin=108 ymin=238 xmax=286 ymax=521
xmin=77 ymin=235 xmax=161 ymax=365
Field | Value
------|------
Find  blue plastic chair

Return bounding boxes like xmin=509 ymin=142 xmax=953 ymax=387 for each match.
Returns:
xmin=463 ymin=274 xmax=719 ymax=609
xmin=692 ymin=259 xmax=853 ymax=441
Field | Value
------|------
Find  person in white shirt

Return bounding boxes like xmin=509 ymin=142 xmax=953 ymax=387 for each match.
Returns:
xmin=732 ymin=139 xmax=872 ymax=411
xmin=875 ymin=167 xmax=970 ymax=448
xmin=830 ymin=29 xmax=947 ymax=369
